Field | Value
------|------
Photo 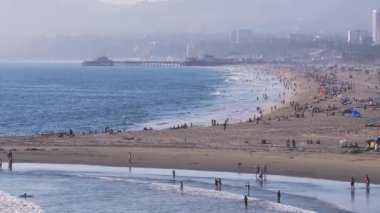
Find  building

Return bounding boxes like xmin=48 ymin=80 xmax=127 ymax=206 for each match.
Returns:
xmin=373 ymin=10 xmax=380 ymax=45
xmin=230 ymin=29 xmax=253 ymax=44
xmin=230 ymin=30 xmax=238 ymax=43
xmin=347 ymin=30 xmax=371 ymax=45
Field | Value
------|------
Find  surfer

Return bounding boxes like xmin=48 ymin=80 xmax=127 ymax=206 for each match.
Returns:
xmin=244 ymin=195 xmax=248 ymax=207
xmin=19 ymin=193 xmax=33 ymax=199
xmin=180 ymin=181 xmax=183 ymax=192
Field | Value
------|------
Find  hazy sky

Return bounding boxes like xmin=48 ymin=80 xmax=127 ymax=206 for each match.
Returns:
xmin=0 ymin=0 xmax=379 ymax=37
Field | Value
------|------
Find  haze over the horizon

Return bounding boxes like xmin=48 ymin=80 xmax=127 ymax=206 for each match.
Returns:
xmin=0 ymin=0 xmax=380 ymax=60
xmin=0 ymin=0 xmax=379 ymax=36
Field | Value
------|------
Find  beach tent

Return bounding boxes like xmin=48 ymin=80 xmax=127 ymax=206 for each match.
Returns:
xmin=342 ymin=108 xmax=353 ymax=115
xmin=351 ymin=111 xmax=361 ymax=118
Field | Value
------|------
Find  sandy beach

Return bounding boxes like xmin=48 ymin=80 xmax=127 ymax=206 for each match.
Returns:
xmin=1 ymin=64 xmax=380 ymax=183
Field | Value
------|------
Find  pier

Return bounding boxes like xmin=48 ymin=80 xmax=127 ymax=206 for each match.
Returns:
xmin=83 ymin=56 xmax=263 ymax=67
xmin=115 ymin=60 xmax=183 ymax=67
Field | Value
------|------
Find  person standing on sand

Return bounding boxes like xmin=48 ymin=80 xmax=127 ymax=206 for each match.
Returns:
xmin=128 ymin=152 xmax=132 ymax=165
xmin=7 ymin=151 xmax=12 ymax=162
xmin=172 ymin=170 xmax=176 ymax=180
xmin=350 ymin=177 xmax=355 ymax=190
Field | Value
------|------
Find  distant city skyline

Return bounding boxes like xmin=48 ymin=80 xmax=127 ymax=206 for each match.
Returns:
xmin=373 ymin=10 xmax=380 ymax=45
xmin=0 ymin=0 xmax=380 ymax=60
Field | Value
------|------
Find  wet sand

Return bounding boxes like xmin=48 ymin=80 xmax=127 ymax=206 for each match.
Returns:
xmin=1 ymin=64 xmax=380 ymax=183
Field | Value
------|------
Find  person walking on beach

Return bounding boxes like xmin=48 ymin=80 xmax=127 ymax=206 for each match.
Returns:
xmin=244 ymin=195 xmax=248 ymax=207
xmin=277 ymin=190 xmax=281 ymax=203
xmin=7 ymin=151 xmax=12 ymax=162
xmin=128 ymin=152 xmax=132 ymax=165
xmin=180 ymin=181 xmax=183 ymax=192
xmin=350 ymin=177 xmax=355 ymax=190
xmin=172 ymin=170 xmax=176 ymax=180
xmin=365 ymin=175 xmax=370 ymax=189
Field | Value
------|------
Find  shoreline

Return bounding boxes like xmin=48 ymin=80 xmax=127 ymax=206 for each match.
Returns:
xmin=1 ymin=64 xmax=380 ymax=185
xmin=3 ymin=146 xmax=380 ymax=184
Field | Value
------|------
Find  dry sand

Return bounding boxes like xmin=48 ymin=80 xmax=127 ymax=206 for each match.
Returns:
xmin=1 ymin=64 xmax=380 ymax=183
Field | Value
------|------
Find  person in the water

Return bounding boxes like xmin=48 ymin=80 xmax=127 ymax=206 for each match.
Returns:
xmin=172 ymin=170 xmax=176 ymax=179
xmin=365 ymin=175 xmax=370 ymax=189
xmin=246 ymin=182 xmax=251 ymax=195
xmin=350 ymin=177 xmax=355 ymax=190
xmin=244 ymin=195 xmax=248 ymax=207
xmin=277 ymin=190 xmax=281 ymax=203
xmin=180 ymin=181 xmax=183 ymax=192
xmin=19 ymin=193 xmax=33 ymax=199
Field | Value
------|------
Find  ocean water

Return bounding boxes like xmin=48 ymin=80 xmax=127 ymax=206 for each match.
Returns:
xmin=0 ymin=63 xmax=286 ymax=136
xmin=1 ymin=163 xmax=379 ymax=213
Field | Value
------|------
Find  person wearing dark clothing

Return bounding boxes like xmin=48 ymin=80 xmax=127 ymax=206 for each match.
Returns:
xmin=365 ymin=175 xmax=370 ymax=189
xmin=350 ymin=177 xmax=355 ymax=190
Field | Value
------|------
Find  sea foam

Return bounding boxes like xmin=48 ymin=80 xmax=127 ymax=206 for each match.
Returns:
xmin=0 ymin=191 xmax=43 ymax=213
